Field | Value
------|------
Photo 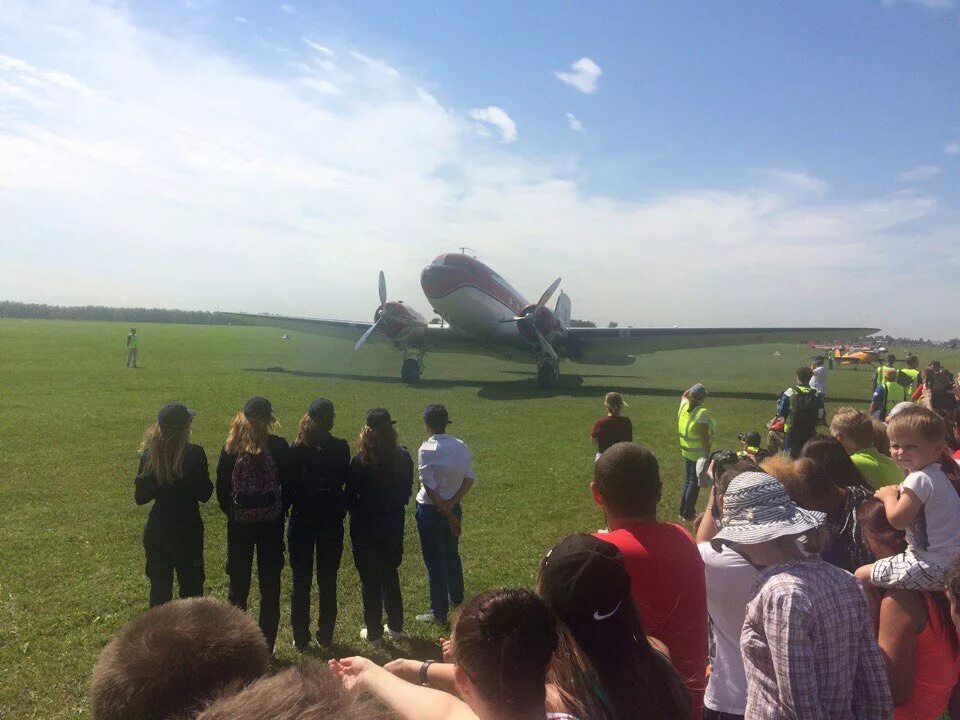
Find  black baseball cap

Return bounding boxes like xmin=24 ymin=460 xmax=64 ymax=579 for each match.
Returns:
xmin=308 ymin=398 xmax=334 ymax=419
xmin=243 ymin=396 xmax=273 ymax=421
xmin=540 ymin=533 xmax=631 ymax=625
xmin=738 ymin=431 xmax=762 ymax=446
xmin=157 ymin=402 xmax=195 ymax=430
xmin=366 ymin=408 xmax=396 ymax=431
xmin=423 ymin=404 xmax=451 ymax=429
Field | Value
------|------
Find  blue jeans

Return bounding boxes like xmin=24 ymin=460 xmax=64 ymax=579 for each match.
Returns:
xmin=415 ymin=503 xmax=464 ymax=621
xmin=680 ymin=458 xmax=700 ymax=520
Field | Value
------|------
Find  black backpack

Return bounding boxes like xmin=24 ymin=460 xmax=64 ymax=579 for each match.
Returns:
xmin=791 ymin=388 xmax=820 ymax=429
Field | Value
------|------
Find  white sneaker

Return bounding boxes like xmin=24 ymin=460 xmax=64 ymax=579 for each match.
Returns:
xmin=359 ymin=628 xmax=383 ymax=644
xmin=384 ymin=624 xmax=402 ymax=640
xmin=416 ymin=611 xmax=443 ymax=623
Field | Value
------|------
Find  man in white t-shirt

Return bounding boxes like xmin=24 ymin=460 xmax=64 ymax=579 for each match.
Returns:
xmin=697 ymin=463 xmax=758 ymax=720
xmin=415 ymin=404 xmax=476 ymax=624
xmin=810 ymin=357 xmax=828 ymax=397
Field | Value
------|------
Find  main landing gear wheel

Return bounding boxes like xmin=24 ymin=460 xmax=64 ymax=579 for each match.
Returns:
xmin=536 ymin=362 xmax=558 ymax=389
xmin=401 ymin=357 xmax=423 ymax=384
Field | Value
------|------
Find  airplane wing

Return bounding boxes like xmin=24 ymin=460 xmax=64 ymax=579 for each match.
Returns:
xmin=223 ymin=312 xmax=484 ymax=353
xmin=563 ymin=326 xmax=879 ymax=364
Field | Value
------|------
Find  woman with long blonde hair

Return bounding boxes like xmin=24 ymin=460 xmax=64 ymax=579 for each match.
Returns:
xmin=216 ymin=396 xmax=292 ymax=653
xmin=135 ymin=402 xmax=212 ymax=607
xmin=347 ymin=408 xmax=414 ymax=642
xmin=287 ymin=398 xmax=351 ymax=650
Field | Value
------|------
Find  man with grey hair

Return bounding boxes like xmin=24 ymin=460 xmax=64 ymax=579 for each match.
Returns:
xmin=677 ymin=383 xmax=715 ymax=521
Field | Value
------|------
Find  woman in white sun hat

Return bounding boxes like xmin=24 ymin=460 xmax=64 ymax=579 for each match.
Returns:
xmin=712 ymin=471 xmax=892 ymax=720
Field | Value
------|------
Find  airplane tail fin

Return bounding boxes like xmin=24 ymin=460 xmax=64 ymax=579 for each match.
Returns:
xmin=555 ymin=291 xmax=571 ymax=328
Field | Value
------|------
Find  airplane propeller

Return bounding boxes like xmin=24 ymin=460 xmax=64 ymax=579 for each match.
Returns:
xmin=500 ymin=277 xmax=562 ymax=360
xmin=354 ymin=270 xmax=387 ymax=351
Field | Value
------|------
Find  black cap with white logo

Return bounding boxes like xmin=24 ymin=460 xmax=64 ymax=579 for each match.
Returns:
xmin=540 ymin=533 xmax=632 ymax=625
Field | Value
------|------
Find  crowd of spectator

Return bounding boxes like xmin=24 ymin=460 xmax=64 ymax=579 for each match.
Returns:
xmin=93 ymin=352 xmax=960 ymax=719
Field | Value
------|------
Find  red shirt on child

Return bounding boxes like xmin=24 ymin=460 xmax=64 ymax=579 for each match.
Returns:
xmin=591 ymin=415 xmax=633 ymax=452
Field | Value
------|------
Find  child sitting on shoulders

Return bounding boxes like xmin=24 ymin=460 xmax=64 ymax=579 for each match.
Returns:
xmin=855 ymin=406 xmax=960 ymax=591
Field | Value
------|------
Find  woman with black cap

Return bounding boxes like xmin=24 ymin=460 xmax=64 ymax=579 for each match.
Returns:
xmin=346 ymin=408 xmax=414 ymax=643
xmin=287 ymin=398 xmax=351 ymax=650
xmin=216 ymin=396 xmax=292 ymax=652
xmin=135 ymin=402 xmax=212 ymax=607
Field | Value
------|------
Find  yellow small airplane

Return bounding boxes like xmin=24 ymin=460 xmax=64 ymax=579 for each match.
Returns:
xmin=810 ymin=341 xmax=885 ymax=368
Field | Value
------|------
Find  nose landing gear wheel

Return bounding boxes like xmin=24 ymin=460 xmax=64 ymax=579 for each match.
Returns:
xmin=401 ymin=357 xmax=423 ymax=384
xmin=536 ymin=362 xmax=558 ymax=388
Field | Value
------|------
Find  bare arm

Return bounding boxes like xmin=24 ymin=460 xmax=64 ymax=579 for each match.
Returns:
xmin=448 ymin=478 xmax=474 ymax=507
xmin=330 ymin=658 xmax=475 ymax=720
xmin=696 ymin=487 xmax=720 ymax=543
xmin=877 ymin=590 xmax=922 ymax=706
xmin=876 ymin=486 xmax=922 ymax=531
xmin=384 ymin=659 xmax=460 ymax=696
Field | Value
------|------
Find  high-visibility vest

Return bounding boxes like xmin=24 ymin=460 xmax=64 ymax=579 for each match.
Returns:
xmin=882 ymin=381 xmax=907 ymax=417
xmin=874 ymin=365 xmax=892 ymax=387
xmin=678 ymin=399 xmax=715 ymax=461
xmin=128 ymin=334 xmax=138 ymax=349
xmin=784 ymin=385 xmax=817 ymax=433
xmin=901 ymin=368 xmax=920 ymax=396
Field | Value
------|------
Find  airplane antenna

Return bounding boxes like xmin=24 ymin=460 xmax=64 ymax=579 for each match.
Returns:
xmin=458 ymin=246 xmax=477 ymax=258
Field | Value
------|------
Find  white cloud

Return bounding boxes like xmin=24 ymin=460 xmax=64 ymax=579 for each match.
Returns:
xmin=469 ymin=106 xmax=518 ymax=143
xmin=0 ymin=1 xmax=957 ymax=338
xmin=554 ymin=57 xmax=602 ymax=94
xmin=234 ymin=15 xmax=247 ymax=23
xmin=566 ymin=113 xmax=584 ymax=132
xmin=280 ymin=3 xmax=296 ymax=14
xmin=945 ymin=141 xmax=960 ymax=155
xmin=768 ymin=171 xmax=829 ymax=195
xmin=897 ymin=164 xmax=941 ymax=182
xmin=303 ymin=38 xmax=334 ymax=57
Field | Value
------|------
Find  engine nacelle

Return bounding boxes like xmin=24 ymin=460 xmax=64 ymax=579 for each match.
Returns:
xmin=516 ymin=304 xmax=564 ymax=346
xmin=375 ymin=301 xmax=427 ymax=347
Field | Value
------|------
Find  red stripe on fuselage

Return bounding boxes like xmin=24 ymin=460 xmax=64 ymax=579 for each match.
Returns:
xmin=421 ymin=254 xmax=527 ymax=314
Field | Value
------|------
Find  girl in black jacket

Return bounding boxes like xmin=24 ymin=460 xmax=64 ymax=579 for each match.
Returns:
xmin=135 ymin=403 xmax=212 ymax=607
xmin=287 ymin=398 xmax=351 ymax=650
xmin=216 ymin=396 xmax=292 ymax=653
xmin=347 ymin=408 xmax=414 ymax=642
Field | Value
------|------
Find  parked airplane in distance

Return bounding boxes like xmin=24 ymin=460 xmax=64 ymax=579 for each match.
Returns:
xmin=232 ymin=253 xmax=878 ymax=387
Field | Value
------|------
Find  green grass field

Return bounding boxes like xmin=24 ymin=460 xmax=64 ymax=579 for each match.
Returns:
xmin=2 ymin=319 xmax=956 ymax=719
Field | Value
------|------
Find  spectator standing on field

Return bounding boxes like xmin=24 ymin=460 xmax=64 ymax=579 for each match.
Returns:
xmin=871 ymin=367 xmax=908 ymax=421
xmin=712 ymin=471 xmax=892 ymax=718
xmin=810 ymin=357 xmax=828 ymax=397
xmin=415 ymin=404 xmax=475 ymax=624
xmin=923 ymin=361 xmax=957 ymax=420
xmin=591 ymin=391 xmax=632 ymax=460
xmin=216 ymin=396 xmax=292 ymax=653
xmin=348 ymin=408 xmax=414 ymax=643
xmin=678 ymin=383 xmax=716 ymax=521
xmin=902 ymin=355 xmax=922 ymax=397
xmin=287 ymin=398 xmax=351 ymax=650
xmin=592 ymin=442 xmax=708 ymax=718
xmin=830 ymin=407 xmax=904 ymax=486
xmin=135 ymin=403 xmax=212 ymax=607
xmin=125 ymin=327 xmax=139 ymax=368
xmin=775 ymin=367 xmax=825 ymax=458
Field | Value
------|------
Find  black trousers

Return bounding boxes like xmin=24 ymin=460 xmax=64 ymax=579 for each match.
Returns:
xmin=144 ymin=524 xmax=205 ymax=607
xmin=288 ymin=512 xmax=344 ymax=646
xmin=226 ymin=520 xmax=284 ymax=650
xmin=351 ymin=508 xmax=405 ymax=640
xmin=704 ymin=710 xmax=744 ymax=720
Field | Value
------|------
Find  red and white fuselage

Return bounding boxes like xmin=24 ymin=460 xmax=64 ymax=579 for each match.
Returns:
xmin=419 ymin=253 xmax=564 ymax=350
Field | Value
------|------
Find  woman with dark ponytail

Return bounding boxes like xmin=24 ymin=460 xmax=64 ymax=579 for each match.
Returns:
xmin=329 ymin=588 xmax=568 ymax=720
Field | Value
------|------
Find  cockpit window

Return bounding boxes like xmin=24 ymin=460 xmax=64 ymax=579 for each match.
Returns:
xmin=444 ymin=256 xmax=475 ymax=272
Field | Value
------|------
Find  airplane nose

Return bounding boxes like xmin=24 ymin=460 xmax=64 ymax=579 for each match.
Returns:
xmin=420 ymin=264 xmax=449 ymax=298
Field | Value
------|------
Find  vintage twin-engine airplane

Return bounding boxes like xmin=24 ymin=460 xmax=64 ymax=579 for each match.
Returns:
xmin=234 ymin=253 xmax=878 ymax=386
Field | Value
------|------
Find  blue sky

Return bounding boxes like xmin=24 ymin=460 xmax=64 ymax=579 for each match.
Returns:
xmin=1 ymin=0 xmax=959 ymax=337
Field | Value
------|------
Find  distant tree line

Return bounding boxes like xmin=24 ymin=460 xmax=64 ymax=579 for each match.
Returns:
xmin=0 ymin=300 xmax=251 ymax=326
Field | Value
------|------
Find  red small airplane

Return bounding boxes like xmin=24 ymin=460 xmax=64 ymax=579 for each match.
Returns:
xmin=235 ymin=253 xmax=878 ymax=386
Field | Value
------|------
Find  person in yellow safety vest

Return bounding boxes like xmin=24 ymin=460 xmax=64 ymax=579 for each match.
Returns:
xmin=775 ymin=367 xmax=826 ymax=458
xmin=870 ymin=367 xmax=907 ymax=421
xmin=126 ymin=327 xmax=139 ymax=368
xmin=873 ymin=353 xmax=897 ymax=388
xmin=901 ymin=355 xmax=921 ymax=398
xmin=678 ymin=383 xmax=716 ymax=521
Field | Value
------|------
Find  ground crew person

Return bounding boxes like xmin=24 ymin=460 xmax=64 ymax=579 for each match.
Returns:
xmin=902 ymin=355 xmax=921 ymax=397
xmin=775 ymin=367 xmax=825 ymax=458
xmin=873 ymin=353 xmax=897 ymax=388
xmin=870 ymin=367 xmax=907 ymax=421
xmin=126 ymin=328 xmax=139 ymax=368
xmin=678 ymin=383 xmax=715 ymax=520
